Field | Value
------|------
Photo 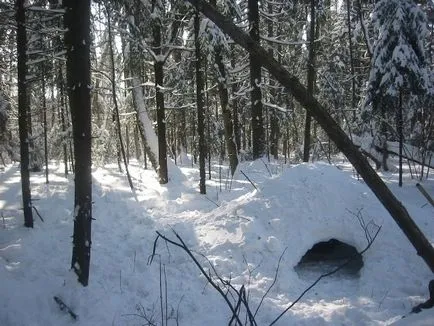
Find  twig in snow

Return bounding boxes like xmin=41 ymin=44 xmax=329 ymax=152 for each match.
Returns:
xmin=260 ymin=158 xmax=272 ymax=177
xmin=240 ymin=170 xmax=258 ymax=190
xmin=254 ymin=248 xmax=287 ymax=318
xmin=32 ymin=205 xmax=44 ymax=222
xmin=53 ymin=296 xmax=78 ymax=320
xmin=205 ymin=195 xmax=219 ymax=207
xmin=151 ymin=230 xmax=245 ymax=326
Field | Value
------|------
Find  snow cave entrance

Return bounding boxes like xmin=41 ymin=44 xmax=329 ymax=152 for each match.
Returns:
xmin=294 ymin=239 xmax=363 ymax=279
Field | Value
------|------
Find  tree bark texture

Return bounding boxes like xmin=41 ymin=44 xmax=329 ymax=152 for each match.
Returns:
xmin=65 ymin=0 xmax=92 ymax=286
xmin=248 ymin=0 xmax=264 ymax=159
xmin=303 ymin=0 xmax=316 ymax=162
xmin=152 ymin=0 xmax=168 ymax=184
xmin=16 ymin=0 xmax=33 ymax=228
xmin=195 ymin=11 xmax=206 ymax=194
xmin=184 ymin=0 xmax=434 ymax=273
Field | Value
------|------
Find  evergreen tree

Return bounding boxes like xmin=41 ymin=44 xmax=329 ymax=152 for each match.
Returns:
xmin=364 ymin=0 xmax=432 ymax=178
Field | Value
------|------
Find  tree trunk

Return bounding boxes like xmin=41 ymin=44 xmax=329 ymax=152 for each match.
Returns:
xmin=303 ymin=0 xmax=316 ymax=162
xmin=267 ymin=1 xmax=279 ymax=160
xmin=42 ymin=66 xmax=49 ymax=184
xmin=152 ymin=0 xmax=168 ymax=184
xmin=210 ymin=1 xmax=238 ymax=176
xmin=16 ymin=0 xmax=33 ymax=228
xmin=187 ymin=0 xmax=434 ymax=272
xmin=195 ymin=11 xmax=206 ymax=194
xmin=106 ymin=4 xmax=134 ymax=191
xmin=398 ymin=92 xmax=403 ymax=187
xmin=346 ymin=0 xmax=357 ymax=121
xmin=58 ymin=65 xmax=69 ymax=177
xmin=65 ymin=0 xmax=92 ymax=286
xmin=248 ymin=0 xmax=264 ymax=159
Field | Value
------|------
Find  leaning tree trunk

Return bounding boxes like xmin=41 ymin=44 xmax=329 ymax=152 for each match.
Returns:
xmin=65 ymin=0 xmax=92 ymax=286
xmin=186 ymin=0 xmax=434 ymax=273
xmin=16 ymin=0 xmax=33 ymax=228
xmin=122 ymin=4 xmax=159 ymax=171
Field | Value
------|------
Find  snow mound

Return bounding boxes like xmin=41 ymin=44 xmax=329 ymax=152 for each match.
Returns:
xmin=198 ymin=163 xmax=381 ymax=270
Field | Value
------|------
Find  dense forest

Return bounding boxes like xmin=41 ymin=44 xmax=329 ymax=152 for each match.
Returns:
xmin=1 ymin=1 xmax=434 ymax=324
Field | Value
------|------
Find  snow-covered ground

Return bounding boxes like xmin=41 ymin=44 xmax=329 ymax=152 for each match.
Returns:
xmin=0 ymin=158 xmax=433 ymax=325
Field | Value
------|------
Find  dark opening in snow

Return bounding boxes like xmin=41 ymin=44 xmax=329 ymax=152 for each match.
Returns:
xmin=294 ymin=239 xmax=363 ymax=278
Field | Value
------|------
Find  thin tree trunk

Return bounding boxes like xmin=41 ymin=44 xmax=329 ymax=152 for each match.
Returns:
xmin=211 ymin=2 xmax=238 ymax=176
xmin=346 ymin=0 xmax=357 ymax=121
xmin=268 ymin=1 xmax=279 ymax=160
xmin=106 ymin=5 xmax=134 ymax=191
xmin=59 ymin=75 xmax=68 ymax=177
xmin=16 ymin=0 xmax=33 ymax=228
xmin=303 ymin=0 xmax=316 ymax=162
xmin=195 ymin=10 xmax=206 ymax=194
xmin=187 ymin=0 xmax=434 ymax=273
xmin=65 ymin=0 xmax=92 ymax=286
xmin=398 ymin=92 xmax=403 ymax=187
xmin=42 ymin=67 xmax=49 ymax=184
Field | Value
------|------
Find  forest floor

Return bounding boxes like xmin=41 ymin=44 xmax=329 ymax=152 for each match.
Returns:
xmin=0 ymin=156 xmax=433 ymax=325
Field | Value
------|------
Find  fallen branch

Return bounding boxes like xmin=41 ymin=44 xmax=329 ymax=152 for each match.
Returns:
xmin=240 ymin=170 xmax=258 ymax=190
xmin=32 ymin=205 xmax=44 ymax=222
xmin=53 ymin=296 xmax=77 ymax=320
xmin=151 ymin=230 xmax=244 ymax=325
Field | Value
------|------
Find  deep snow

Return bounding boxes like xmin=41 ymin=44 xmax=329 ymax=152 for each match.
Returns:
xmin=0 ymin=158 xmax=433 ymax=325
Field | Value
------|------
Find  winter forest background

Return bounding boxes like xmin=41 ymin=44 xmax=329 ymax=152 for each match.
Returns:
xmin=1 ymin=0 xmax=434 ymax=325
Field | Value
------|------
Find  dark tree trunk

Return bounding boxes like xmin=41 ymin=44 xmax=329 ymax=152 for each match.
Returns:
xmin=230 ymin=56 xmax=241 ymax=152
xmin=42 ymin=67 xmax=49 ymax=184
xmin=210 ymin=0 xmax=238 ymax=175
xmin=303 ymin=0 xmax=316 ymax=162
xmin=398 ymin=92 xmax=403 ymax=187
xmin=106 ymin=5 xmax=134 ymax=191
xmin=195 ymin=11 xmax=206 ymax=194
xmin=248 ymin=0 xmax=264 ymax=159
xmin=186 ymin=0 xmax=434 ymax=273
xmin=152 ymin=1 xmax=168 ymax=184
xmin=65 ymin=0 xmax=92 ymax=286
xmin=16 ymin=0 xmax=33 ymax=228
xmin=346 ymin=0 xmax=357 ymax=121
xmin=267 ymin=1 xmax=279 ymax=160
xmin=59 ymin=65 xmax=69 ymax=177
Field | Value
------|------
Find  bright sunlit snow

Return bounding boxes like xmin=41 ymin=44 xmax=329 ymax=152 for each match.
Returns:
xmin=0 ymin=158 xmax=433 ymax=325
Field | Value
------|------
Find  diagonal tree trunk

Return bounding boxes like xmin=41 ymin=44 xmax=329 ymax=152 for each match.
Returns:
xmin=185 ymin=0 xmax=434 ymax=272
